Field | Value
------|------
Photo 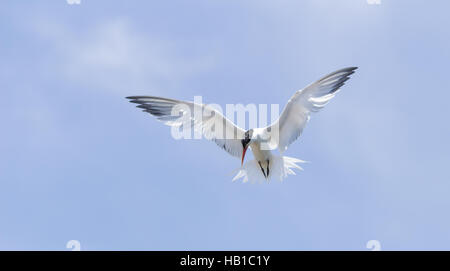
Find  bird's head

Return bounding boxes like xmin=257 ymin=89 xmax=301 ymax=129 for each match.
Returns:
xmin=241 ymin=129 xmax=254 ymax=166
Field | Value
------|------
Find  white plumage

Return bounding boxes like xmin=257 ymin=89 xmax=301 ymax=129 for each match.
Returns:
xmin=232 ymin=155 xmax=307 ymax=183
xmin=127 ymin=67 xmax=357 ymax=182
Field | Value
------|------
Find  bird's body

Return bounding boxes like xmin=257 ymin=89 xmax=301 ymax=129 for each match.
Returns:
xmin=127 ymin=67 xmax=357 ymax=182
xmin=250 ymin=141 xmax=271 ymax=178
xmin=245 ymin=128 xmax=273 ymax=178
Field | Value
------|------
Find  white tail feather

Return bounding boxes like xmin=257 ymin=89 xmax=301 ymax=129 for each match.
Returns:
xmin=232 ymin=155 xmax=307 ymax=183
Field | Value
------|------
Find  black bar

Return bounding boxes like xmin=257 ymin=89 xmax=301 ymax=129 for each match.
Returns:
xmin=0 ymin=251 xmax=448 ymax=269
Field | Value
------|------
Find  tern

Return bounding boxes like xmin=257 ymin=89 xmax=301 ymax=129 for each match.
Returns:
xmin=127 ymin=67 xmax=357 ymax=182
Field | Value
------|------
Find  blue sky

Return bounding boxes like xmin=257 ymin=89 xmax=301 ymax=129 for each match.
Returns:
xmin=1 ymin=0 xmax=450 ymax=250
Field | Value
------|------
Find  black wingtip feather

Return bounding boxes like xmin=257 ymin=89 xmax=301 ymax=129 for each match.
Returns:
xmin=129 ymin=100 xmax=145 ymax=104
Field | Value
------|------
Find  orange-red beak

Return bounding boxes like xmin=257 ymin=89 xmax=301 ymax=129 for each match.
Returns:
xmin=241 ymin=145 xmax=248 ymax=166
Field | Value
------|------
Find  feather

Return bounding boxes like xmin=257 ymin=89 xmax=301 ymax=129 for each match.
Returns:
xmin=232 ymin=155 xmax=307 ymax=183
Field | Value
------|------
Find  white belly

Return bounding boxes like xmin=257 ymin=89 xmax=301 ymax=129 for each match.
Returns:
xmin=249 ymin=142 xmax=273 ymax=178
xmin=250 ymin=142 xmax=272 ymax=168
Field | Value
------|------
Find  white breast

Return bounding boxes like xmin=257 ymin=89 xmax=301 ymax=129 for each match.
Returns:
xmin=250 ymin=141 xmax=272 ymax=162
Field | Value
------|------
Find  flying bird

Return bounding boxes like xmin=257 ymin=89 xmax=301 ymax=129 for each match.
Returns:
xmin=126 ymin=67 xmax=357 ymax=182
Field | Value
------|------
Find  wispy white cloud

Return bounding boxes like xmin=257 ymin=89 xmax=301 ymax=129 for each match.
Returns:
xmin=0 ymin=16 xmax=218 ymax=151
xmin=31 ymin=18 xmax=216 ymax=95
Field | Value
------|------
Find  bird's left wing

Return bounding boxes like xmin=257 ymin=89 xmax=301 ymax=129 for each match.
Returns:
xmin=267 ymin=67 xmax=358 ymax=152
xmin=126 ymin=96 xmax=246 ymax=158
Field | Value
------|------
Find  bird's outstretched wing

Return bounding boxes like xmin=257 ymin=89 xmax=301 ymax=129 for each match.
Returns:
xmin=126 ymin=96 xmax=246 ymax=158
xmin=268 ymin=67 xmax=358 ymax=152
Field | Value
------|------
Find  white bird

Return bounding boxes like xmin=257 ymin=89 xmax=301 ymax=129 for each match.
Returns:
xmin=127 ymin=67 xmax=357 ymax=182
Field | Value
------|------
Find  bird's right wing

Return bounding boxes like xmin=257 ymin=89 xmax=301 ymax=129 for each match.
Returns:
xmin=126 ymin=96 xmax=246 ymax=158
xmin=268 ymin=67 xmax=357 ymax=152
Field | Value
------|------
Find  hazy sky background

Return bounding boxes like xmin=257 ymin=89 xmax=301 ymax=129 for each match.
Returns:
xmin=1 ymin=0 xmax=450 ymax=250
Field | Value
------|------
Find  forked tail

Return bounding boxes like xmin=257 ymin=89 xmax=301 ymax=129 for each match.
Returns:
xmin=231 ymin=155 xmax=307 ymax=183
